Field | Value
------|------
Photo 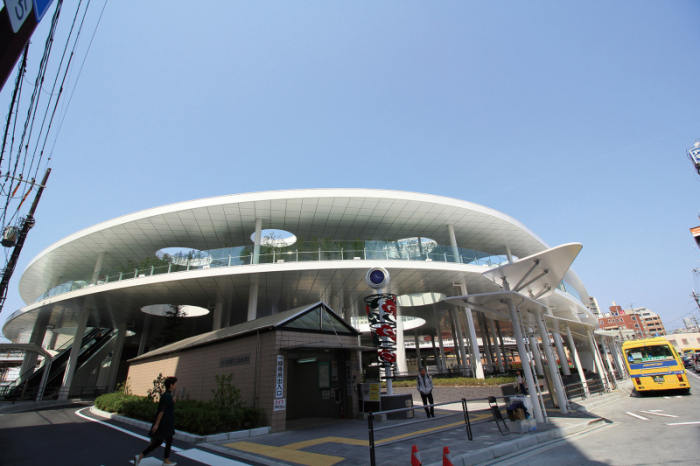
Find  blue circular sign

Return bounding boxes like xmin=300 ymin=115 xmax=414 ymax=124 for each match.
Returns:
xmin=369 ymin=269 xmax=385 ymax=286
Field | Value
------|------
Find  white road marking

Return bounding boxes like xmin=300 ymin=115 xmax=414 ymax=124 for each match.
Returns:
xmin=76 ymin=408 xmax=251 ymax=465
xmin=666 ymin=421 xmax=700 ymax=426
xmin=663 ymin=397 xmax=670 ymax=399
xmin=179 ymin=448 xmax=251 ymax=465
xmin=645 ymin=410 xmax=662 ymax=412
xmin=625 ymin=412 xmax=649 ymax=420
xmin=640 ymin=411 xmax=678 ymax=418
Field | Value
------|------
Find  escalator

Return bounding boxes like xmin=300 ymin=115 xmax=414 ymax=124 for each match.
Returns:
xmin=0 ymin=327 xmax=116 ymax=400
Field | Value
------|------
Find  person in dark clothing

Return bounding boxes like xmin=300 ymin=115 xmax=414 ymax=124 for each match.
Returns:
xmin=417 ymin=367 xmax=435 ymax=418
xmin=516 ymin=370 xmax=527 ymax=395
xmin=135 ymin=376 xmax=178 ymax=466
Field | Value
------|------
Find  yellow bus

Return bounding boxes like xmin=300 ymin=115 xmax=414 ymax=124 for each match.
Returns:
xmin=622 ymin=337 xmax=690 ymax=393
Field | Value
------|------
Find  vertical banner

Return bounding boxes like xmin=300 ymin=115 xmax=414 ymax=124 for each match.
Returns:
xmin=275 ymin=355 xmax=284 ymax=398
xmin=364 ymin=293 xmax=398 ymax=370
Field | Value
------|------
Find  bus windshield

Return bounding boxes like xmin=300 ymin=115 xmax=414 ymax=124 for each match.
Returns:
xmin=625 ymin=345 xmax=675 ymax=364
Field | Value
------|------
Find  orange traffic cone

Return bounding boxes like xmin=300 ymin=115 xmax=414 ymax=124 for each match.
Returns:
xmin=411 ymin=445 xmax=422 ymax=466
xmin=443 ymin=446 xmax=454 ymax=466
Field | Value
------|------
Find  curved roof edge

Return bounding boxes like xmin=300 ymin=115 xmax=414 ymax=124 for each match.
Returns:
xmin=23 ymin=188 xmax=550 ymax=273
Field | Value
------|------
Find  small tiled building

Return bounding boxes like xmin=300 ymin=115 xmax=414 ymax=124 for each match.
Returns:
xmin=127 ymin=302 xmax=368 ymax=432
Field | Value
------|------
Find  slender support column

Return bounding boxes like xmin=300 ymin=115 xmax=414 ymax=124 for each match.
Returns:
xmin=546 ymin=309 xmax=570 ymax=376
xmin=448 ymin=313 xmax=461 ymax=367
xmin=601 ymin=338 xmax=617 ymax=382
xmin=106 ymin=323 xmax=127 ymax=391
xmin=447 ymin=224 xmax=461 ymax=263
xmin=456 ymin=281 xmax=484 ymax=378
xmin=36 ymin=357 xmax=53 ymax=401
xmin=452 ymin=309 xmax=468 ymax=372
xmin=535 ymin=311 xmax=568 ymax=413
xmin=59 ymin=309 xmax=90 ymax=400
xmin=137 ymin=315 xmax=151 ymax=357
xmin=212 ymin=301 xmax=223 ymax=331
xmin=613 ymin=340 xmax=628 ymax=378
xmin=478 ymin=313 xmax=494 ymax=372
xmin=396 ymin=305 xmax=408 ymax=374
xmin=504 ymin=286 xmax=544 ymax=423
xmin=528 ymin=333 xmax=545 ymax=376
xmin=505 ymin=245 xmax=514 ymax=264
xmin=18 ymin=312 xmax=50 ymax=383
xmin=488 ymin=319 xmax=504 ymax=372
xmin=495 ymin=321 xmax=510 ymax=370
xmin=565 ymin=326 xmax=588 ymax=398
xmin=430 ymin=334 xmax=440 ymax=369
xmin=414 ymin=328 xmax=423 ymax=369
xmin=247 ymin=278 xmax=259 ymax=321
xmin=252 ymin=218 xmax=262 ymax=264
xmin=588 ymin=331 xmax=610 ymax=390
xmin=433 ymin=306 xmax=447 ymax=370
xmin=47 ymin=331 xmax=59 ymax=350
xmin=91 ymin=252 xmax=106 ymax=284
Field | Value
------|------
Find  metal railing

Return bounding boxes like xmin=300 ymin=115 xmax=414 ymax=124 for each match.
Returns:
xmin=367 ymin=398 xmax=473 ymax=466
xmin=564 ymin=378 xmax=608 ymax=401
xmin=34 ymin=241 xmax=588 ymax=305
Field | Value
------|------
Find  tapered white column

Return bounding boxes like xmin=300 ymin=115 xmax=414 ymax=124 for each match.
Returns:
xmin=106 ymin=322 xmax=127 ymax=390
xmin=252 ymin=218 xmax=263 ymax=265
xmin=430 ymin=334 xmax=440 ymax=369
xmin=59 ymin=309 xmax=90 ymax=400
xmin=535 ymin=311 xmax=568 ymax=413
xmin=589 ymin=330 xmax=610 ymax=390
xmin=18 ymin=312 xmax=50 ymax=383
xmin=488 ymin=319 xmax=504 ymax=372
xmin=600 ymin=338 xmax=617 ymax=382
xmin=478 ymin=313 xmax=494 ymax=371
xmin=414 ymin=328 xmax=423 ymax=369
xmin=495 ymin=321 xmax=510 ymax=370
xmin=247 ymin=278 xmax=259 ymax=321
xmin=452 ymin=309 xmax=468 ymax=371
xmin=433 ymin=306 xmax=447 ymax=370
xmin=504 ymin=284 xmax=544 ymax=423
xmin=528 ymin=334 xmax=545 ymax=376
xmin=396 ymin=305 xmax=408 ymax=374
xmin=565 ymin=325 xmax=588 ymax=398
xmin=447 ymin=224 xmax=461 ymax=263
xmin=212 ymin=301 xmax=223 ymax=331
xmin=546 ymin=309 xmax=570 ymax=376
xmin=137 ymin=315 xmax=151 ymax=356
xmin=91 ymin=252 xmax=106 ymax=284
xmin=456 ymin=281 xmax=484 ymax=379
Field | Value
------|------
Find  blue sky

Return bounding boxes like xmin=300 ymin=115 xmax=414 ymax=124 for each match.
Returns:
xmin=2 ymin=0 xmax=700 ymax=341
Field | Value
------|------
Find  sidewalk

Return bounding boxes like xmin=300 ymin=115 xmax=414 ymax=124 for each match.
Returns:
xmin=208 ymin=397 xmax=607 ymax=466
xmin=0 ymin=398 xmax=91 ymax=414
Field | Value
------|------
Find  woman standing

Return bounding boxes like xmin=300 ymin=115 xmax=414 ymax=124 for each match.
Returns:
xmin=516 ymin=370 xmax=527 ymax=395
xmin=135 ymin=376 xmax=178 ymax=466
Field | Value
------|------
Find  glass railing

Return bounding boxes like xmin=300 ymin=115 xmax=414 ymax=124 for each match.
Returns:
xmin=557 ymin=280 xmax=582 ymax=303
xmin=34 ymin=240 xmax=583 ymax=305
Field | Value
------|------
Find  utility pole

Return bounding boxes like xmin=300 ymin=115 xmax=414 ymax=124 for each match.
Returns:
xmin=0 ymin=168 xmax=51 ymax=313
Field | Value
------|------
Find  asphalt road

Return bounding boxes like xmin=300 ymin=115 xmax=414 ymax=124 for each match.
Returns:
xmin=490 ymin=370 xmax=700 ymax=465
xmin=0 ymin=403 xmax=265 ymax=466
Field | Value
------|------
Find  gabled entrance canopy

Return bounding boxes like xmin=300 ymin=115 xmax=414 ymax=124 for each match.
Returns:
xmin=131 ymin=301 xmax=359 ymax=362
xmin=482 ymin=243 xmax=583 ymax=300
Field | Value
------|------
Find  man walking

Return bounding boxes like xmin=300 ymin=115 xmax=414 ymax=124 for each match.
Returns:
xmin=417 ymin=367 xmax=435 ymax=418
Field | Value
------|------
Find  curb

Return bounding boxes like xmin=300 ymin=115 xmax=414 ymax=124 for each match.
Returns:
xmin=425 ymin=418 xmax=606 ymax=466
xmin=88 ymin=406 xmax=271 ymax=444
xmin=199 ymin=443 xmax=293 ymax=466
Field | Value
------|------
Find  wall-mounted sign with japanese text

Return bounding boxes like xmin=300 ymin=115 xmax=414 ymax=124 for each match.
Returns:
xmin=275 ymin=355 xmax=284 ymax=398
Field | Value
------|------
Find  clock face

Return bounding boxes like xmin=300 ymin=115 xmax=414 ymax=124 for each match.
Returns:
xmin=369 ymin=269 xmax=385 ymax=285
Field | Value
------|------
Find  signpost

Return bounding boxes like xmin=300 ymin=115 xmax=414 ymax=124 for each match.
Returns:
xmin=364 ymin=267 xmax=397 ymax=395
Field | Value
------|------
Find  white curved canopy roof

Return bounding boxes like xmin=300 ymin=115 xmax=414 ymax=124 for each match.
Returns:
xmin=18 ymin=189 xmax=558 ymax=304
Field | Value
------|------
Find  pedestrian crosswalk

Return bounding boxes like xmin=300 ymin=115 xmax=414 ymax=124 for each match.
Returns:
xmin=130 ymin=450 xmax=250 ymax=466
